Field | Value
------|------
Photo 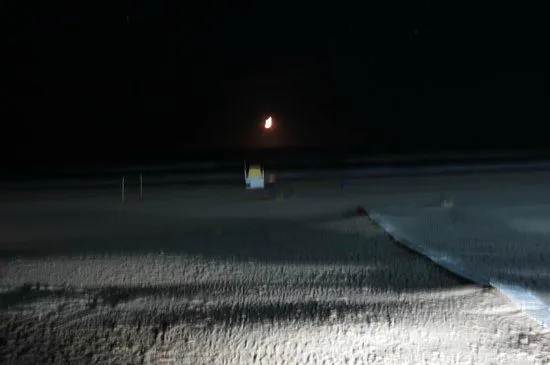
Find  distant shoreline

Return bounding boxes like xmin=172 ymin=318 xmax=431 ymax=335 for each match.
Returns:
xmin=4 ymin=147 xmax=550 ymax=180
xmin=2 ymin=148 xmax=550 ymax=191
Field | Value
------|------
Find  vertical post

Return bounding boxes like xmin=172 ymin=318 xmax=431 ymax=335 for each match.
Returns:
xmin=244 ymin=160 xmax=247 ymax=190
xmin=122 ymin=176 xmax=125 ymax=202
xmin=140 ymin=173 xmax=143 ymax=200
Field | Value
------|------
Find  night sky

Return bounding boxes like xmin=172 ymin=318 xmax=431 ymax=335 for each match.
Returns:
xmin=2 ymin=2 xmax=549 ymax=166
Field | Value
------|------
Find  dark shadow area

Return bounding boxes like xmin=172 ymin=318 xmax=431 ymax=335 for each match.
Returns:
xmin=0 ymin=284 xmax=71 ymax=309
xmin=94 ymin=297 xmax=419 ymax=326
xmin=0 ymin=210 xmax=472 ymax=310
xmin=0 ymin=213 xmax=458 ymax=268
xmin=1 ymin=270 xmax=468 ymax=312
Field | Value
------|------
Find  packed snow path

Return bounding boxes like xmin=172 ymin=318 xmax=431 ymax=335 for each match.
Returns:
xmin=363 ymin=170 xmax=550 ymax=327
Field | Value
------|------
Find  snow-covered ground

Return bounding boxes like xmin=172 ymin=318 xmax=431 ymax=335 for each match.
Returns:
xmin=362 ymin=170 xmax=550 ymax=327
xmin=1 ymin=177 xmax=550 ymax=364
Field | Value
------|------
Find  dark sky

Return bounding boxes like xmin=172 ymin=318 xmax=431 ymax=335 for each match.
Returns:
xmin=2 ymin=2 xmax=549 ymax=165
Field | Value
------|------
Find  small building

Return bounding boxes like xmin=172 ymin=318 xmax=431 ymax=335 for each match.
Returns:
xmin=244 ymin=162 xmax=265 ymax=189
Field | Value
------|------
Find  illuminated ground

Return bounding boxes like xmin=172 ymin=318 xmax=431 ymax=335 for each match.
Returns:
xmin=1 ymin=174 xmax=550 ymax=364
xmin=364 ymin=170 xmax=550 ymax=327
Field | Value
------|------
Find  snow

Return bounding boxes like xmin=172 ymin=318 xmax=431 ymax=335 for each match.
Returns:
xmin=1 ymin=175 xmax=550 ymax=364
xmin=363 ymin=170 xmax=550 ymax=327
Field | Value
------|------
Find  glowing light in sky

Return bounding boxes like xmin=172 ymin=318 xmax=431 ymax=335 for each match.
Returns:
xmin=264 ymin=116 xmax=272 ymax=129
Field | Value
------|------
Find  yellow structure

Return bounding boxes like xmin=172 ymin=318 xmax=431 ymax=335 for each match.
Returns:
xmin=244 ymin=162 xmax=265 ymax=189
xmin=247 ymin=165 xmax=263 ymax=179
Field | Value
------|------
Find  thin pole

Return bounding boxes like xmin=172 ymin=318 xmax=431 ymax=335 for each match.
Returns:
xmin=140 ymin=173 xmax=143 ymax=200
xmin=122 ymin=176 xmax=125 ymax=202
